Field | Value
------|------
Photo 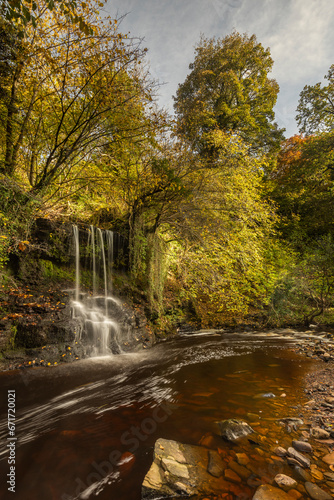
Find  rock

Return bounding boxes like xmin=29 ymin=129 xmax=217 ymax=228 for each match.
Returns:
xmin=236 ymin=452 xmax=249 ymax=466
xmin=293 ymin=465 xmax=312 ymax=482
xmin=311 ymin=427 xmax=330 ymax=439
xmin=278 ymin=417 xmax=304 ymax=432
xmin=252 ymin=484 xmax=292 ymax=500
xmin=207 ymin=450 xmax=224 ymax=478
xmin=254 ymin=392 xmax=276 ymax=399
xmin=292 ymin=440 xmax=312 ymax=453
xmin=274 ymin=446 xmax=287 ymax=457
xmin=228 ymin=459 xmax=250 ymax=480
xmin=274 ymin=474 xmax=298 ymax=491
xmin=218 ymin=419 xmax=254 ymax=441
xmin=142 ymin=438 xmax=230 ymax=499
xmin=224 ymin=468 xmax=241 ymax=483
xmin=322 ymin=452 xmax=334 ymax=465
xmin=304 ymin=482 xmax=332 ymax=500
xmin=288 ymin=489 xmax=302 ymax=499
xmin=287 ymin=447 xmax=310 ymax=468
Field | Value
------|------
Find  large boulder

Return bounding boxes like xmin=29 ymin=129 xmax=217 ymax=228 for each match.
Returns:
xmin=142 ymin=438 xmax=230 ymax=499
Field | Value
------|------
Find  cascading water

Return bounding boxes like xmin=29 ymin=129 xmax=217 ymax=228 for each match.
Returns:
xmin=71 ymin=225 xmax=125 ymax=356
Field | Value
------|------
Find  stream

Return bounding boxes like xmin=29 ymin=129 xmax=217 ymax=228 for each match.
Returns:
xmin=0 ymin=331 xmax=319 ymax=500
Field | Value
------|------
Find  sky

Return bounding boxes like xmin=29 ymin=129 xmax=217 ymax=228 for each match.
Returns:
xmin=105 ymin=0 xmax=334 ymax=137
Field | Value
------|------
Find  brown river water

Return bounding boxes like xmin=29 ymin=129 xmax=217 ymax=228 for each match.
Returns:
xmin=0 ymin=332 xmax=320 ymax=500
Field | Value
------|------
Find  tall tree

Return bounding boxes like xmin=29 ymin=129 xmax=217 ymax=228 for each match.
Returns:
xmin=296 ymin=64 xmax=334 ymax=135
xmin=173 ymin=31 xmax=284 ymax=156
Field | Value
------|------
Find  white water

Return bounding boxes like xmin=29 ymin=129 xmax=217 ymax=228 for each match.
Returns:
xmin=71 ymin=225 xmax=123 ymax=355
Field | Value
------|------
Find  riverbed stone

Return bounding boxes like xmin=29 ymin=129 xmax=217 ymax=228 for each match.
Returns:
xmin=274 ymin=474 xmax=298 ymax=491
xmin=274 ymin=446 xmax=287 ymax=457
xmin=293 ymin=465 xmax=312 ymax=482
xmin=236 ymin=452 xmax=249 ymax=465
xmin=304 ymin=481 xmax=332 ymax=500
xmin=322 ymin=452 xmax=334 ymax=465
xmin=142 ymin=438 xmax=231 ymax=499
xmin=278 ymin=417 xmax=304 ymax=433
xmin=228 ymin=459 xmax=250 ymax=480
xmin=311 ymin=427 xmax=330 ymax=439
xmin=224 ymin=468 xmax=241 ymax=483
xmin=252 ymin=484 xmax=292 ymax=500
xmin=207 ymin=450 xmax=224 ymax=478
xmin=218 ymin=419 xmax=255 ymax=441
xmin=292 ymin=440 xmax=312 ymax=453
xmin=287 ymin=447 xmax=310 ymax=468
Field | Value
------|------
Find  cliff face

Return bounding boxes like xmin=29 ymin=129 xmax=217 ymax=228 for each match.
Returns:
xmin=0 ymin=218 xmax=155 ymax=371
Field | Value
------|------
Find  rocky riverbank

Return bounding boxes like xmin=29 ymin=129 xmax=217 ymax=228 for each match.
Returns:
xmin=141 ymin=336 xmax=334 ymax=500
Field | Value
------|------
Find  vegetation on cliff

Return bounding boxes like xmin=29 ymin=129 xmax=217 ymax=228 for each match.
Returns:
xmin=1 ymin=0 xmax=334 ymax=332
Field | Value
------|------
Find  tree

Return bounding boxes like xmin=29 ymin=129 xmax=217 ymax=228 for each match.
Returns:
xmin=2 ymin=0 xmax=94 ymax=35
xmin=269 ymin=133 xmax=334 ymax=246
xmin=173 ymin=31 xmax=284 ymax=156
xmin=0 ymin=1 xmax=156 ymax=197
xmin=296 ymin=65 xmax=334 ymax=135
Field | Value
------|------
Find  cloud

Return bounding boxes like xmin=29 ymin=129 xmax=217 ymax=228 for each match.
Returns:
xmin=106 ymin=0 xmax=334 ymax=136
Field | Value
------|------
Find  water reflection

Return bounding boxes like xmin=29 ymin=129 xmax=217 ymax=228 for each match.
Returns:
xmin=0 ymin=333 xmax=317 ymax=500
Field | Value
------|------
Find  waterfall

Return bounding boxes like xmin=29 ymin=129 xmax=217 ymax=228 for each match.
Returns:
xmin=71 ymin=225 xmax=125 ymax=356
xmin=73 ymin=225 xmax=80 ymax=302
xmin=105 ymin=230 xmax=114 ymax=294
xmin=97 ymin=228 xmax=108 ymax=314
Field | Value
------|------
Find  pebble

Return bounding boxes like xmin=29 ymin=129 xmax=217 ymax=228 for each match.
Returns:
xmin=292 ymin=440 xmax=312 ymax=453
xmin=287 ymin=447 xmax=310 ymax=468
xmin=293 ymin=465 xmax=312 ymax=482
xmin=311 ymin=427 xmax=330 ymax=439
xmin=322 ymin=452 xmax=334 ymax=465
xmin=235 ymin=452 xmax=249 ymax=466
xmin=274 ymin=473 xmax=298 ymax=491
xmin=304 ymin=481 xmax=332 ymax=500
xmin=224 ymin=468 xmax=241 ymax=483
xmin=274 ymin=446 xmax=287 ymax=457
xmin=252 ymin=484 xmax=292 ymax=500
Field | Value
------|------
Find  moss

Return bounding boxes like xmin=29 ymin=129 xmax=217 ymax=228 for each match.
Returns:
xmin=8 ymin=325 xmax=17 ymax=350
xmin=40 ymin=259 xmax=75 ymax=283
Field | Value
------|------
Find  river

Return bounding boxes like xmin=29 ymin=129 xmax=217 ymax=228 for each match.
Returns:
xmin=0 ymin=331 xmax=317 ymax=500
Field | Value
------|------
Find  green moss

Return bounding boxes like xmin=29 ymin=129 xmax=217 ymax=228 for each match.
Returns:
xmin=40 ymin=259 xmax=75 ymax=282
xmin=8 ymin=325 xmax=17 ymax=350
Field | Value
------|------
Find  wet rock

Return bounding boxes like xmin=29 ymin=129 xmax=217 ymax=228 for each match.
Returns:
xmin=304 ymin=481 xmax=332 ymax=500
xmin=274 ymin=446 xmax=287 ymax=457
xmin=322 ymin=452 xmax=334 ymax=465
xmin=224 ymin=468 xmax=241 ymax=483
xmin=278 ymin=417 xmax=304 ymax=432
xmin=252 ymin=484 xmax=292 ymax=500
xmin=274 ymin=474 xmax=298 ymax=491
xmin=254 ymin=392 xmax=276 ymax=399
xmin=236 ymin=452 xmax=249 ymax=465
xmin=292 ymin=440 xmax=312 ymax=453
xmin=311 ymin=427 xmax=330 ymax=439
xmin=218 ymin=419 xmax=255 ymax=441
xmin=293 ymin=465 xmax=312 ymax=482
xmin=287 ymin=447 xmax=310 ymax=468
xmin=142 ymin=438 xmax=230 ymax=499
xmin=207 ymin=450 xmax=224 ymax=478
xmin=228 ymin=459 xmax=250 ymax=480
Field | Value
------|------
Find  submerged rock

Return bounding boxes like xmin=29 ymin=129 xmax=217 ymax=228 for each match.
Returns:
xmin=305 ymin=481 xmax=332 ymax=500
xmin=252 ymin=484 xmax=291 ymax=499
xmin=218 ymin=419 xmax=255 ymax=441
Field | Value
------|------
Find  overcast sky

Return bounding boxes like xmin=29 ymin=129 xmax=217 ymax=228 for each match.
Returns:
xmin=106 ymin=0 xmax=334 ymax=137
